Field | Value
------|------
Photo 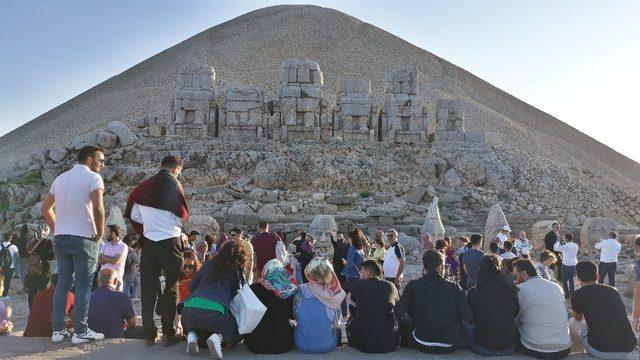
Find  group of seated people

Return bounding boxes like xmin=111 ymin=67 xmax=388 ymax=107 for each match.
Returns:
xmin=9 ymin=229 xmax=638 ymax=360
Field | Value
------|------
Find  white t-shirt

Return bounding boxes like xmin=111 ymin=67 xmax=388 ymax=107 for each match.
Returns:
xmin=130 ymin=203 xmax=182 ymax=241
xmin=50 ymin=164 xmax=104 ymax=238
xmin=595 ymin=238 xmax=621 ymax=263
xmin=496 ymin=233 xmax=508 ymax=249
xmin=500 ymin=252 xmax=517 ymax=260
xmin=553 ymin=241 xmax=579 ymax=266
xmin=383 ymin=243 xmax=405 ymax=278
xmin=99 ymin=240 xmax=127 ymax=280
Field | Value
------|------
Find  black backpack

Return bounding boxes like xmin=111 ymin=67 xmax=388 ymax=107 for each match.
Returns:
xmin=0 ymin=243 xmax=13 ymax=271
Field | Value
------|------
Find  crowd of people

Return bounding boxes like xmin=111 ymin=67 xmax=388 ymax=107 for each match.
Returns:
xmin=0 ymin=145 xmax=638 ymax=360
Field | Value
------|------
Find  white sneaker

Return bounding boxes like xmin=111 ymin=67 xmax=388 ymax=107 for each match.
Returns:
xmin=72 ymin=328 xmax=105 ymax=344
xmin=186 ymin=331 xmax=199 ymax=355
xmin=206 ymin=333 xmax=223 ymax=359
xmin=52 ymin=329 xmax=72 ymax=343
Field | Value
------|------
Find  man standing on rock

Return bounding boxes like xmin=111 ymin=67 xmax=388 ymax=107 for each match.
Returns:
xmin=251 ymin=221 xmax=283 ymax=275
xmin=544 ymin=223 xmax=562 ymax=279
xmin=125 ymin=155 xmax=188 ymax=346
xmin=41 ymin=145 xmax=106 ymax=344
xmin=594 ymin=231 xmax=621 ymax=287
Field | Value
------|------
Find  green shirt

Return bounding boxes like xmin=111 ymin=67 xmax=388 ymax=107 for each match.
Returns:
xmin=182 ymin=296 xmax=225 ymax=314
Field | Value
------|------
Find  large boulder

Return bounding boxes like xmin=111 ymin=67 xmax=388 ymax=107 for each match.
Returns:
xmin=421 ymin=196 xmax=445 ymax=241
xmin=29 ymin=202 xmax=42 ymax=219
xmin=48 ymin=148 xmax=68 ymax=163
xmin=105 ymin=206 xmax=128 ymax=235
xmin=580 ymin=217 xmax=619 ymax=255
xmin=531 ymin=220 xmax=558 ymax=251
xmin=187 ymin=215 xmax=219 ymax=236
xmin=398 ymin=232 xmax=422 ymax=252
xmin=95 ymin=130 xmax=117 ymax=148
xmin=253 ymin=156 xmax=301 ymax=190
xmin=106 ymin=120 xmax=137 ymax=146
xmin=484 ymin=203 xmax=509 ymax=252
xmin=309 ymin=215 xmax=338 ymax=259
xmin=443 ymin=168 xmax=462 ymax=187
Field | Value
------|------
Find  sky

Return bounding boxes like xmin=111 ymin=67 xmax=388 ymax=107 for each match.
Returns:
xmin=1 ymin=0 xmax=639 ymax=161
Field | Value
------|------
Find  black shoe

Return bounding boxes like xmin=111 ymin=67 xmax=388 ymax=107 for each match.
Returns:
xmin=161 ymin=334 xmax=182 ymax=347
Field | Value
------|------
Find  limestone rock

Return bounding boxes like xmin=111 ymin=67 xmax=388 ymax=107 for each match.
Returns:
xmin=134 ymin=116 xmax=148 ymax=128
xmin=484 ymin=203 xmax=509 ymax=252
xmin=309 ymin=214 xmax=338 ymax=259
xmin=444 ymin=168 xmax=462 ymax=187
xmin=326 ymin=195 xmax=355 ymax=205
xmin=398 ymin=232 xmax=421 ymax=252
xmin=405 ymin=186 xmax=427 ymax=204
xmin=22 ymin=191 xmax=40 ymax=208
xmin=118 ymin=167 xmax=147 ymax=187
xmin=580 ymin=217 xmax=619 ymax=255
xmin=106 ymin=206 xmax=128 ymax=235
xmin=48 ymin=148 xmax=67 ymax=163
xmin=421 ymin=196 xmax=445 ymax=241
xmin=253 ymin=156 xmax=301 ymax=190
xmin=30 ymin=202 xmax=42 ymax=219
xmin=624 ymin=266 xmax=635 ymax=297
xmin=257 ymin=203 xmax=284 ymax=218
xmin=187 ymin=215 xmax=219 ymax=235
xmin=106 ymin=120 xmax=137 ymax=146
xmin=31 ymin=149 xmax=48 ymax=165
xmin=531 ymin=220 xmax=558 ymax=251
xmin=95 ymin=130 xmax=117 ymax=148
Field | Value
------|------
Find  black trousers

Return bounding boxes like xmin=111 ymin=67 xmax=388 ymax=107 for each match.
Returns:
xmin=517 ymin=340 xmax=570 ymax=360
xmin=2 ymin=268 xmax=13 ymax=297
xmin=140 ymin=236 xmax=183 ymax=339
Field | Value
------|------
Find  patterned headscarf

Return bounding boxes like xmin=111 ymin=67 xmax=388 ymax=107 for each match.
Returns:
xmin=257 ymin=259 xmax=297 ymax=299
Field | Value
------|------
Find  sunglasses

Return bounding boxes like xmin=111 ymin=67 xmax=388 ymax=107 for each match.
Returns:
xmin=230 ymin=233 xmax=237 ymax=237
xmin=183 ymin=264 xmax=195 ymax=270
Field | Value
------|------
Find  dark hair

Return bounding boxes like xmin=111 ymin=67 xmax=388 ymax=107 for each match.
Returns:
xmin=476 ymin=255 xmax=518 ymax=297
xmin=489 ymin=242 xmax=499 ymax=253
xmin=539 ymin=250 xmax=557 ymax=263
xmin=503 ymin=240 xmax=513 ymax=251
xmin=183 ymin=249 xmax=202 ymax=274
xmin=576 ymin=261 xmax=597 ymax=282
xmin=422 ymin=250 xmax=444 ymax=272
xmin=470 ymin=233 xmax=483 ymax=246
xmin=77 ymin=145 xmax=104 ymax=163
xmin=608 ymin=231 xmax=618 ymax=239
xmin=635 ymin=236 xmax=640 ymax=248
xmin=300 ymin=231 xmax=307 ymax=240
xmin=552 ymin=222 xmax=559 ymax=227
xmin=258 ymin=221 xmax=268 ymax=229
xmin=161 ymin=155 xmax=183 ymax=169
xmin=502 ymin=257 xmax=517 ymax=274
xmin=107 ymin=225 xmax=120 ymax=238
xmin=457 ymin=236 xmax=469 ymax=244
xmin=361 ymin=260 xmax=382 ymax=279
xmin=513 ymin=259 xmax=537 ymax=277
xmin=435 ymin=239 xmax=447 ymax=251
xmin=122 ymin=235 xmax=133 ymax=246
xmin=349 ymin=228 xmax=367 ymax=250
xmin=564 ymin=233 xmax=573 ymax=242
xmin=206 ymin=241 xmax=246 ymax=282
xmin=230 ymin=227 xmax=242 ymax=235
xmin=375 ymin=236 xmax=385 ymax=247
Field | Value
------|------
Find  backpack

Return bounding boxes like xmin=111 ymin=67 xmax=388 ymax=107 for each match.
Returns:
xmin=0 ymin=243 xmax=13 ymax=270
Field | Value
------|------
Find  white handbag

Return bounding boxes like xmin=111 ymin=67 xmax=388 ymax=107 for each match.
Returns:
xmin=230 ymin=276 xmax=267 ymax=334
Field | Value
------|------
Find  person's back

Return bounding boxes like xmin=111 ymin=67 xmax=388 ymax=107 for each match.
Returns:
xmin=294 ymin=284 xmax=338 ymax=354
xmin=396 ymin=270 xmax=471 ymax=348
xmin=517 ymin=277 xmax=570 ymax=353
xmin=88 ymin=285 xmax=135 ymax=338
xmin=252 ymin=231 xmax=280 ymax=274
xmin=24 ymin=287 xmax=73 ymax=337
xmin=571 ymin=272 xmax=636 ymax=355
xmin=245 ymin=282 xmax=294 ymax=354
xmin=461 ymin=248 xmax=484 ymax=287
xmin=349 ymin=277 xmax=399 ymax=353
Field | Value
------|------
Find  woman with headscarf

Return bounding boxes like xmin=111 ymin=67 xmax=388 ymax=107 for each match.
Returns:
xmin=245 ymin=259 xmax=298 ymax=354
xmin=294 ymin=258 xmax=346 ymax=354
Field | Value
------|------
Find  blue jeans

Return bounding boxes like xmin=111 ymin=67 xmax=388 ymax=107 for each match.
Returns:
xmin=463 ymin=322 xmax=515 ymax=356
xmin=561 ymin=265 xmax=575 ymax=297
xmin=52 ymin=235 xmax=99 ymax=333
xmin=123 ymin=277 xmax=139 ymax=298
xmin=17 ymin=257 xmax=29 ymax=283
xmin=597 ymin=262 xmax=617 ymax=287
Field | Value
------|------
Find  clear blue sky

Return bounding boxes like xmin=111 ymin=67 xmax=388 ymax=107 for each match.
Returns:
xmin=1 ymin=1 xmax=639 ymax=161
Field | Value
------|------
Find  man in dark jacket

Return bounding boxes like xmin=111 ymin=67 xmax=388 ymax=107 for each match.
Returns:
xmin=396 ymin=250 xmax=473 ymax=354
xmin=544 ymin=223 xmax=562 ymax=278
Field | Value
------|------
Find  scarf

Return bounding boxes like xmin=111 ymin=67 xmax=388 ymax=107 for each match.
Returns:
xmin=257 ymin=259 xmax=297 ymax=299
xmin=306 ymin=276 xmax=346 ymax=310
xmin=124 ymin=169 xmax=189 ymax=236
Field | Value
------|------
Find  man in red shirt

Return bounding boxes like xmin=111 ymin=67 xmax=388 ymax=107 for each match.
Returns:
xmin=250 ymin=221 xmax=282 ymax=274
xmin=24 ymin=274 xmax=74 ymax=337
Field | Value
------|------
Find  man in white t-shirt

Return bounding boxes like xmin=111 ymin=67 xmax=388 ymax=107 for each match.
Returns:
xmin=0 ymin=234 xmax=19 ymax=298
xmin=595 ymin=231 xmax=622 ymax=287
xmin=41 ymin=145 xmax=106 ymax=344
xmin=98 ymin=225 xmax=128 ymax=290
xmin=554 ymin=233 xmax=579 ymax=298
xmin=495 ymin=225 xmax=510 ymax=250
xmin=383 ymin=229 xmax=405 ymax=289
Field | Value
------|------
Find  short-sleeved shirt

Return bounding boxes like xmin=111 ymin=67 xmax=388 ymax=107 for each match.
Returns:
xmin=24 ymin=288 xmax=74 ymax=337
xmin=123 ymin=249 xmax=139 ymax=282
xmin=88 ymin=286 xmax=135 ymax=338
xmin=460 ymin=249 xmax=485 ymax=288
xmin=99 ymin=240 xmax=128 ymax=280
xmin=571 ymin=283 xmax=636 ymax=353
xmin=383 ymin=243 xmax=405 ymax=278
xmin=50 ymin=164 xmax=104 ymax=238
xmin=251 ymin=232 xmax=281 ymax=274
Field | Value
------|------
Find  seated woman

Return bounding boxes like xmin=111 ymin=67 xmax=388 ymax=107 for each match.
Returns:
xmin=347 ymin=260 xmax=399 ymax=353
xmin=181 ymin=242 xmax=246 ymax=358
xmin=465 ymin=255 xmax=520 ymax=356
xmin=245 ymin=259 xmax=298 ymax=354
xmin=294 ymin=258 xmax=346 ymax=354
xmin=175 ymin=249 xmax=200 ymax=336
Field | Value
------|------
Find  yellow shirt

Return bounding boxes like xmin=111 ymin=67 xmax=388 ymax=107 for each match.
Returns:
xmin=372 ymin=247 xmax=386 ymax=262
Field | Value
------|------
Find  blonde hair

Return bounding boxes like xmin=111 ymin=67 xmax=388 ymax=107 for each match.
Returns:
xmin=304 ymin=258 xmax=336 ymax=285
